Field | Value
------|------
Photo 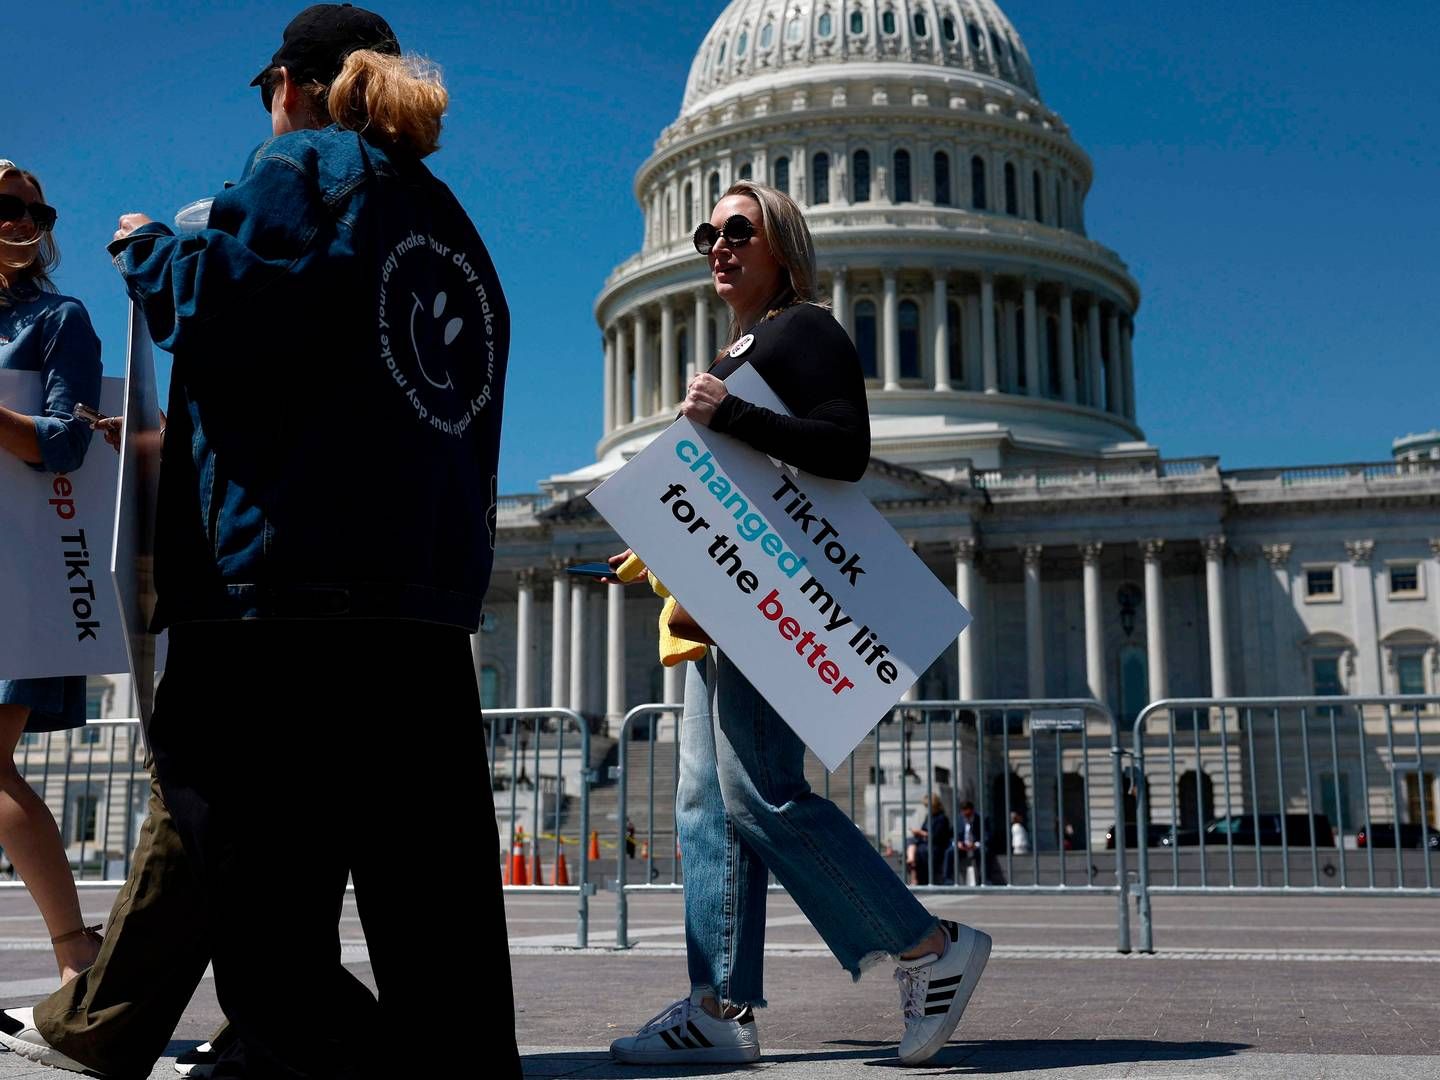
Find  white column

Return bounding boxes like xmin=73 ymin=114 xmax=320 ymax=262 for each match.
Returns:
xmin=1059 ymin=287 xmax=1077 ymax=403
xmin=587 ymin=591 xmax=607 ymax=718
xmin=614 ymin=325 xmax=631 ymax=426
xmin=1347 ymin=540 xmax=1381 ymax=695
xmin=1106 ymin=311 xmax=1122 ymax=414
xmin=659 ymin=297 xmax=677 ymax=409
xmin=1122 ymin=316 xmax=1137 ymax=421
xmin=1023 ymin=544 xmax=1045 ymax=697
xmin=882 ymin=269 xmax=900 ymax=390
xmin=1143 ymin=539 xmax=1168 ymax=702
xmin=932 ymin=275 xmax=950 ymax=391
xmin=602 ymin=333 xmax=615 ymax=434
xmin=550 ymin=566 xmax=570 ymax=708
xmin=606 ymin=582 xmax=627 ymax=724
xmin=1086 ymin=299 xmax=1103 ymax=410
xmin=1204 ymin=535 xmax=1230 ymax=698
xmin=632 ymin=312 xmax=650 ymax=419
xmin=1082 ymin=543 xmax=1105 ymax=703
xmin=1022 ymin=280 xmax=1040 ymax=397
xmin=515 ymin=569 xmax=536 ymax=708
xmin=980 ymin=274 xmax=999 ymax=393
xmin=831 ymin=268 xmax=850 ymax=338
xmin=663 ymin=660 xmax=685 ymax=706
xmin=692 ymin=290 xmax=710 ymax=381
xmin=569 ymin=579 xmax=587 ymax=714
xmin=955 ymin=540 xmax=979 ymax=699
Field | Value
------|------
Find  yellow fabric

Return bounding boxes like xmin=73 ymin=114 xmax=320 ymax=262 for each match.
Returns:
xmin=615 ymin=554 xmax=708 ymax=667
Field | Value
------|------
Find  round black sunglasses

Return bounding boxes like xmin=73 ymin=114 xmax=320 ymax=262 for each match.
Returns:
xmin=0 ymin=194 xmax=56 ymax=233
xmin=693 ymin=214 xmax=757 ymax=255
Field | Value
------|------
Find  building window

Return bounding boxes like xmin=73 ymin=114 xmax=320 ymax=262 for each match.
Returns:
xmin=1304 ymin=565 xmax=1340 ymax=602
xmin=67 ymin=787 xmax=100 ymax=844
xmin=737 ymin=30 xmax=749 ymax=56
xmin=853 ymin=149 xmax=871 ymax=201
xmin=812 ymin=152 xmax=830 ymax=204
xmin=683 ymin=181 xmax=693 ymax=232
xmin=1055 ymin=177 xmax=1065 ymax=228
xmin=898 ymin=300 xmax=921 ymax=378
xmin=85 ymin=690 xmax=104 ymax=720
xmin=912 ymin=12 xmax=927 ymax=37
xmin=78 ymin=725 xmax=101 ymax=746
xmin=1312 ymin=656 xmax=1344 ymax=696
xmin=1032 ymin=170 xmax=1044 ymax=223
xmin=850 ymin=10 xmax=864 ymax=35
xmin=1014 ymin=307 xmax=1026 ymax=390
xmin=933 ymin=152 xmax=951 ymax=206
xmin=1319 ymin=771 xmax=1353 ymax=831
xmin=1397 ymin=653 xmax=1427 ymax=695
xmin=787 ymin=18 xmax=803 ymax=43
xmin=882 ymin=10 xmax=897 ymax=35
xmin=716 ymin=42 xmax=726 ymax=67
xmin=818 ymin=12 xmax=834 ymax=37
xmin=967 ymin=20 xmax=983 ymax=52
xmin=1389 ymin=562 xmax=1423 ymax=597
xmin=760 ymin=22 xmax=774 ymax=49
xmin=738 ymin=161 xmax=753 ymax=181
xmin=892 ymin=149 xmax=912 ymax=203
xmin=970 ymin=155 xmax=987 ymax=210
xmin=947 ymin=301 xmax=964 ymax=383
xmin=942 ymin=15 xmax=957 ymax=42
xmin=773 ymin=155 xmax=789 ymax=195
xmin=1004 ymin=162 xmax=1018 ymax=215
xmin=708 ymin=171 xmax=721 ymax=207
xmin=480 ymin=665 xmax=501 ymax=709
xmin=854 ymin=300 xmax=878 ymax=378
xmin=1405 ymin=771 xmax=1439 ymax=828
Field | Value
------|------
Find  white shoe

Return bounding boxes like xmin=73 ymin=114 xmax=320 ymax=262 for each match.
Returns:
xmin=895 ymin=919 xmax=992 ymax=1065
xmin=173 ymin=1039 xmax=217 ymax=1077
xmin=609 ymin=990 xmax=761 ymax=1065
xmin=0 ymin=1007 xmax=103 ymax=1076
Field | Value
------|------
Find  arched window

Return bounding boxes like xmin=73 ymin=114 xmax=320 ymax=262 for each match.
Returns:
xmin=942 ymin=15 xmax=957 ymax=42
xmin=1014 ymin=307 xmax=1026 ymax=389
xmin=480 ymin=665 xmax=501 ymax=709
xmin=786 ymin=18 xmax=803 ymax=43
xmin=1004 ymin=162 xmax=1018 ymax=215
xmin=853 ymin=149 xmax=871 ymax=201
xmin=717 ymin=41 xmax=726 ymax=66
xmin=819 ymin=12 xmax=834 ymax=37
xmin=760 ymin=22 xmax=774 ymax=49
xmin=739 ymin=161 xmax=753 ymax=181
xmin=970 ymin=155 xmax=987 ymax=210
xmin=737 ymin=30 xmax=749 ymax=56
xmin=850 ymin=10 xmax=864 ymax=35
xmin=683 ymin=181 xmax=694 ymax=231
xmin=967 ymin=21 xmax=983 ymax=52
xmin=812 ymin=152 xmax=830 ymax=204
xmin=898 ymin=300 xmax=921 ymax=379
xmin=947 ymin=301 xmax=964 ymax=383
xmin=1032 ymin=170 xmax=1044 ymax=223
xmin=1046 ymin=316 xmax=1061 ymax=396
xmin=773 ymin=155 xmax=789 ymax=195
xmin=912 ymin=12 xmax=927 ymax=37
xmin=708 ymin=170 xmax=721 ymax=207
xmin=892 ymin=149 xmax=912 ymax=203
xmin=854 ymin=300 xmax=878 ymax=378
xmin=882 ymin=10 xmax=897 ymax=35
xmin=933 ymin=151 xmax=951 ymax=206
xmin=666 ymin=190 xmax=675 ymax=239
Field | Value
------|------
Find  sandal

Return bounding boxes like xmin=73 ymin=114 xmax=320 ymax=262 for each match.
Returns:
xmin=50 ymin=924 xmax=103 ymax=948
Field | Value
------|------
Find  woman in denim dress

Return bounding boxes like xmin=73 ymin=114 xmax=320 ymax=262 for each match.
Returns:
xmin=608 ymin=182 xmax=992 ymax=1068
xmin=0 ymin=159 xmax=104 ymax=982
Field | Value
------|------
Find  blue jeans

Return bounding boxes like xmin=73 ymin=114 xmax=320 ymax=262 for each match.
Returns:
xmin=676 ymin=652 xmax=937 ymax=1007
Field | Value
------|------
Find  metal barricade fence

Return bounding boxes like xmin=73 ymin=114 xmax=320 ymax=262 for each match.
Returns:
xmin=1132 ymin=696 xmax=1440 ymax=952
xmin=614 ymin=699 xmax=1132 ymax=953
xmin=483 ymin=707 xmax=595 ymax=947
xmin=2 ymin=720 xmax=149 ymax=889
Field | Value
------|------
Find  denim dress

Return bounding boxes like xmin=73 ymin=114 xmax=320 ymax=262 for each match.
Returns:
xmin=0 ymin=284 xmax=102 ymax=732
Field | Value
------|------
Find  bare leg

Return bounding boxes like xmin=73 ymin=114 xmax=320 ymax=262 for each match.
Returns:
xmin=0 ymin=705 xmax=101 ymax=982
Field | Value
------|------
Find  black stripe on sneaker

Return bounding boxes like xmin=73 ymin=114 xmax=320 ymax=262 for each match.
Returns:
xmin=930 ymin=974 xmax=964 ymax=989
xmin=928 ymin=988 xmax=957 ymax=1001
xmin=679 ymin=1032 xmax=699 ymax=1050
xmin=942 ymin=920 xmax=960 ymax=942
xmin=687 ymin=1020 xmax=713 ymax=1048
xmin=658 ymin=1028 xmax=682 ymax=1050
xmin=925 ymin=1004 xmax=953 ymax=1015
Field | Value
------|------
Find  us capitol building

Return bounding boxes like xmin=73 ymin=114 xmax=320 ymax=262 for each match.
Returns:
xmin=480 ymin=0 xmax=1439 ymax=845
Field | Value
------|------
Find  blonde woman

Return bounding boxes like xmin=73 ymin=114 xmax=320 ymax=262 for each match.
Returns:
xmin=0 ymin=159 xmax=104 ymax=986
xmin=609 ymin=183 xmax=991 ymax=1068
xmin=100 ymin=6 xmax=515 ymax=1078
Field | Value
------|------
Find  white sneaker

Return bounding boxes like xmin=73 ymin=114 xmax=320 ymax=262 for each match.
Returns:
xmin=173 ymin=1039 xmax=217 ymax=1077
xmin=895 ymin=918 xmax=992 ymax=1065
xmin=0 ymin=1007 xmax=102 ymax=1076
xmin=609 ymin=990 xmax=761 ymax=1065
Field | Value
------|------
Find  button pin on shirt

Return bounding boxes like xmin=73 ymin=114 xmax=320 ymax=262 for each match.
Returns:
xmin=727 ymin=333 xmax=755 ymax=358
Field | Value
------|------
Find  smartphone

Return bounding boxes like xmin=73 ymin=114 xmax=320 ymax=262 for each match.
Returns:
xmin=566 ymin=562 xmax=620 ymax=579
xmin=74 ymin=404 xmax=108 ymax=425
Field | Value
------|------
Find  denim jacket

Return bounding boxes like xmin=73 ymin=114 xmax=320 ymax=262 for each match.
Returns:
xmin=0 ymin=285 xmax=101 ymax=474
xmin=110 ymin=126 xmax=509 ymax=630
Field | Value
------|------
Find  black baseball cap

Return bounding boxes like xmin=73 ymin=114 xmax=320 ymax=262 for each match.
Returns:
xmin=249 ymin=4 xmax=400 ymax=88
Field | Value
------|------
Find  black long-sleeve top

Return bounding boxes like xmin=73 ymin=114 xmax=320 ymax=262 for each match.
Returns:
xmin=707 ymin=302 xmax=871 ymax=482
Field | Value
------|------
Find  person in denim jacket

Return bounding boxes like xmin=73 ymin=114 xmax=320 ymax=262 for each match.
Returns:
xmin=0 ymin=159 xmax=105 ymax=985
xmin=100 ymin=7 xmax=515 ymax=1078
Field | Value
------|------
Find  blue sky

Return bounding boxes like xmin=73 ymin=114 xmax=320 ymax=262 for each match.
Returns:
xmin=8 ymin=1 xmax=1438 ymax=492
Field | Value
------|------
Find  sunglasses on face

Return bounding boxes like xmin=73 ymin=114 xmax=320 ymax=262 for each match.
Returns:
xmin=693 ymin=214 xmax=757 ymax=255
xmin=259 ymin=68 xmax=280 ymax=113
xmin=0 ymin=194 xmax=56 ymax=233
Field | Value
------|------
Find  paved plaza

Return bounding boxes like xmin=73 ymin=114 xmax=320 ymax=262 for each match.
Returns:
xmin=1 ymin=888 xmax=1437 ymax=1078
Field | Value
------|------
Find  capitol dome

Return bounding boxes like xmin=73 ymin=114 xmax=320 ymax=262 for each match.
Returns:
xmin=566 ymin=0 xmax=1148 ymax=495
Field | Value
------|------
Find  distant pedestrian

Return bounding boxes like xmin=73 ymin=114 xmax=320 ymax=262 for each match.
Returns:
xmin=1011 ymin=811 xmax=1031 ymax=856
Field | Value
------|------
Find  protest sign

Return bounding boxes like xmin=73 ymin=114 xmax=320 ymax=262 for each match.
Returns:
xmin=0 ymin=369 xmax=128 ymax=679
xmin=587 ymin=365 xmax=971 ymax=770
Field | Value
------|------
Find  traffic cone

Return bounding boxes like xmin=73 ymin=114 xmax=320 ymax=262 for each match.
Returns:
xmin=588 ymin=830 xmax=600 ymax=862
xmin=530 ymin=834 xmax=545 ymax=886
xmin=509 ymin=830 xmax=529 ymax=886
xmin=553 ymin=837 xmax=571 ymax=886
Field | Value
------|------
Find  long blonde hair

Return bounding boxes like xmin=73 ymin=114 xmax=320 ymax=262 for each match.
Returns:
xmin=299 ymin=49 xmax=448 ymax=158
xmin=719 ymin=180 xmax=822 ymax=348
xmin=0 ymin=161 xmax=59 ymax=305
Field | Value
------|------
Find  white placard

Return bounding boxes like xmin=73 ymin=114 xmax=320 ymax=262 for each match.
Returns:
xmin=587 ymin=366 xmax=971 ymax=770
xmin=0 ymin=369 xmax=129 ymax=679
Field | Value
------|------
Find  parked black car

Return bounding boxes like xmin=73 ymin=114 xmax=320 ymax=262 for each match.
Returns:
xmin=1103 ymin=822 xmax=1173 ymax=849
xmin=1204 ymin=813 xmax=1335 ymax=847
xmin=1355 ymin=823 xmax=1440 ymax=850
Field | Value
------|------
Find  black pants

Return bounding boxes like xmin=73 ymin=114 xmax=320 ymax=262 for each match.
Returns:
xmin=150 ymin=619 xmax=518 ymax=1080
